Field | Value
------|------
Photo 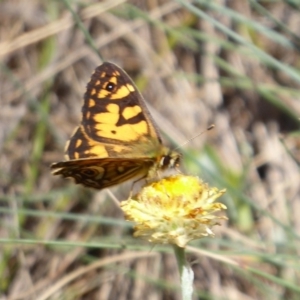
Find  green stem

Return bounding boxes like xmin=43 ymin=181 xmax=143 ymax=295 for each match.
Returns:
xmin=173 ymin=245 xmax=194 ymax=300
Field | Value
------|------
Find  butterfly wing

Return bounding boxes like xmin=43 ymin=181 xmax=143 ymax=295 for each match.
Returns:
xmin=66 ymin=62 xmax=163 ymax=160
xmin=51 ymin=157 xmax=154 ymax=189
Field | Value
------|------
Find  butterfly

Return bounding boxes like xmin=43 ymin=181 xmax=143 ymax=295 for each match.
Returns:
xmin=51 ymin=62 xmax=181 ymax=190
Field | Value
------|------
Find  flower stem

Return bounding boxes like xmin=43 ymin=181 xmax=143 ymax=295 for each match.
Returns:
xmin=173 ymin=245 xmax=194 ymax=300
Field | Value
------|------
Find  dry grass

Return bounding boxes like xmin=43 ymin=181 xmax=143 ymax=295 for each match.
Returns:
xmin=1 ymin=0 xmax=300 ymax=299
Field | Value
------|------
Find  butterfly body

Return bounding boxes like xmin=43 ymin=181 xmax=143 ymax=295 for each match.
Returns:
xmin=51 ymin=62 xmax=180 ymax=190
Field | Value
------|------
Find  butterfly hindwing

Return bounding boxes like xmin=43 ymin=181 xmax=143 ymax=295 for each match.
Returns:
xmin=52 ymin=157 xmax=153 ymax=189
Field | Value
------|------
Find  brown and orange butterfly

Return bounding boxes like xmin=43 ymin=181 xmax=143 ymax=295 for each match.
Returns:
xmin=51 ymin=62 xmax=180 ymax=190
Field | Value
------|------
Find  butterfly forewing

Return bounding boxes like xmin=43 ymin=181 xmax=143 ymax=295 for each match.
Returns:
xmin=76 ymin=62 xmax=162 ymax=157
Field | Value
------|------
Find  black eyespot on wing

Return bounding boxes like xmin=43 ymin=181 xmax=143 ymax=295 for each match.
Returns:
xmin=82 ymin=168 xmax=97 ymax=177
xmin=106 ymin=82 xmax=115 ymax=91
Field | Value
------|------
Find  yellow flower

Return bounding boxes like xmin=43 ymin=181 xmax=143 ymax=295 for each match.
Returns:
xmin=120 ymin=175 xmax=227 ymax=248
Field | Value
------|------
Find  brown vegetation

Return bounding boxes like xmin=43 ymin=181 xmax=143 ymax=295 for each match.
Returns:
xmin=1 ymin=1 xmax=299 ymax=299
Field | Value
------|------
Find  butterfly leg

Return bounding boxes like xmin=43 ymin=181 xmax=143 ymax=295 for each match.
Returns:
xmin=128 ymin=175 xmax=148 ymax=198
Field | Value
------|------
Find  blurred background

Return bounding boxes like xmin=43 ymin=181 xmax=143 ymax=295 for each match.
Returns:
xmin=1 ymin=0 xmax=300 ymax=299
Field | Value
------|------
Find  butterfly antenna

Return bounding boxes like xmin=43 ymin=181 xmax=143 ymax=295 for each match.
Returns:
xmin=173 ymin=124 xmax=215 ymax=151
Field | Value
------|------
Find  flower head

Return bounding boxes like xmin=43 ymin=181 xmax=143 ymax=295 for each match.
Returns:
xmin=120 ymin=175 xmax=227 ymax=248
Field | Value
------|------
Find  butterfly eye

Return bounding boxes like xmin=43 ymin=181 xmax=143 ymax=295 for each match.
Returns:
xmin=106 ymin=82 xmax=115 ymax=91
